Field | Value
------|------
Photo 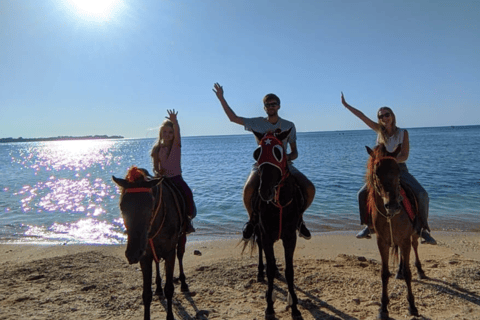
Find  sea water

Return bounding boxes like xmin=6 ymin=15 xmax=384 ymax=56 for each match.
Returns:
xmin=1 ymin=126 xmax=479 ymax=244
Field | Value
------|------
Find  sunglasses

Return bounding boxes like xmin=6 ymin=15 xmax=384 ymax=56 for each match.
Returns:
xmin=378 ymin=112 xmax=391 ymax=120
xmin=264 ymin=102 xmax=279 ymax=108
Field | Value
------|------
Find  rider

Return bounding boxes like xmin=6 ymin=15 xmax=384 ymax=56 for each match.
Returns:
xmin=151 ymin=109 xmax=196 ymax=234
xmin=341 ymin=92 xmax=436 ymax=245
xmin=213 ymin=83 xmax=315 ymax=240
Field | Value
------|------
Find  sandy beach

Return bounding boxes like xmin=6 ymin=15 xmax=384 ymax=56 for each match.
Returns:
xmin=1 ymin=231 xmax=479 ymax=320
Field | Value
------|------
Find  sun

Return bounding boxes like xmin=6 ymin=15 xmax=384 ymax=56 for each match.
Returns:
xmin=67 ymin=0 xmax=122 ymax=20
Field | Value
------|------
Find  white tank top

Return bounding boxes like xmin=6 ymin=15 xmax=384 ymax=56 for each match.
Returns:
xmin=377 ymin=128 xmax=405 ymax=162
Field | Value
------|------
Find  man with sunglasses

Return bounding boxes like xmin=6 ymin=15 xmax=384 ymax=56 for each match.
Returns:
xmin=213 ymin=83 xmax=315 ymax=240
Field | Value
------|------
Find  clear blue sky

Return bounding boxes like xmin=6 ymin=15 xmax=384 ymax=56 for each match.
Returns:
xmin=1 ymin=0 xmax=479 ymax=139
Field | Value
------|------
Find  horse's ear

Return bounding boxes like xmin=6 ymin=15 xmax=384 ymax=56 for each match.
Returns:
xmin=112 ymin=176 xmax=129 ymax=188
xmin=366 ymin=146 xmax=374 ymax=156
xmin=252 ymin=130 xmax=264 ymax=142
xmin=253 ymin=146 xmax=262 ymax=161
xmin=275 ymin=128 xmax=292 ymax=142
xmin=391 ymin=144 xmax=402 ymax=158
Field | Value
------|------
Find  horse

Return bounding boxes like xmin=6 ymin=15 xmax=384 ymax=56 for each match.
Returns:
xmin=365 ymin=144 xmax=422 ymax=319
xmin=245 ymin=129 xmax=304 ymax=320
xmin=112 ymin=167 xmax=189 ymax=320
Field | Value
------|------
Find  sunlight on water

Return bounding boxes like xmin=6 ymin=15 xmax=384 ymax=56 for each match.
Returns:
xmin=24 ymin=218 xmax=126 ymax=244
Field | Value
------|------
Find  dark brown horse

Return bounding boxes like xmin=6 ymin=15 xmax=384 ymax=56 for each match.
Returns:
xmin=366 ymin=144 xmax=422 ymax=319
xmin=246 ymin=129 xmax=303 ymax=320
xmin=112 ymin=167 xmax=189 ymax=320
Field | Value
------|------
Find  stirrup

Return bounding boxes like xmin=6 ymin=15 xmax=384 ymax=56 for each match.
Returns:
xmin=356 ymin=227 xmax=372 ymax=239
xmin=242 ymin=221 xmax=254 ymax=240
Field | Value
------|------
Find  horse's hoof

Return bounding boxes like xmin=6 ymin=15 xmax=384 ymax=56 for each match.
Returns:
xmin=181 ymin=284 xmax=190 ymax=292
xmin=409 ymin=306 xmax=419 ymax=316
xmin=265 ymin=312 xmax=275 ymax=320
xmin=395 ymin=272 xmax=404 ymax=280
xmin=377 ymin=311 xmax=389 ymax=320
xmin=257 ymin=275 xmax=265 ymax=283
xmin=417 ymin=272 xmax=428 ymax=280
xmin=155 ymin=290 xmax=164 ymax=298
xmin=292 ymin=307 xmax=302 ymax=320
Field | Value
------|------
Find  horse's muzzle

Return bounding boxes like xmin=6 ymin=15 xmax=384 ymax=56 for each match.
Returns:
xmin=384 ymin=201 xmax=401 ymax=216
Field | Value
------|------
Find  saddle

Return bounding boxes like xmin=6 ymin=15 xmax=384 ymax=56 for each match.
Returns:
xmin=400 ymin=182 xmax=418 ymax=222
xmin=251 ymin=180 xmax=305 ymax=222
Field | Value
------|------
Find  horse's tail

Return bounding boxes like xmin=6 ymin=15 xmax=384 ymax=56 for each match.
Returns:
xmin=239 ymin=227 xmax=258 ymax=256
xmin=390 ymin=245 xmax=399 ymax=267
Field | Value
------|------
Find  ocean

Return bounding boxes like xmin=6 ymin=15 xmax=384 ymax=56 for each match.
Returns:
xmin=1 ymin=125 xmax=479 ymax=244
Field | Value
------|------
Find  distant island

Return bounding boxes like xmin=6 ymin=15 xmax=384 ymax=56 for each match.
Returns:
xmin=0 ymin=135 xmax=124 ymax=143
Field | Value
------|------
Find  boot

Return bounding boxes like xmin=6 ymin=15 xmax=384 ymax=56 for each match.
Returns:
xmin=420 ymin=229 xmax=437 ymax=245
xmin=185 ymin=219 xmax=195 ymax=235
xmin=298 ymin=221 xmax=311 ymax=240
xmin=242 ymin=221 xmax=254 ymax=240
xmin=356 ymin=226 xmax=373 ymax=239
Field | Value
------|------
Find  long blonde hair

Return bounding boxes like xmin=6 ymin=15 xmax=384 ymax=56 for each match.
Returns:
xmin=376 ymin=106 xmax=398 ymax=145
xmin=151 ymin=119 xmax=174 ymax=176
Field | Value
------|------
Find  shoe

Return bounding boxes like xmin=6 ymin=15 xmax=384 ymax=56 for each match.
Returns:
xmin=356 ymin=226 xmax=372 ymax=239
xmin=185 ymin=220 xmax=195 ymax=235
xmin=298 ymin=222 xmax=311 ymax=240
xmin=242 ymin=221 xmax=254 ymax=240
xmin=421 ymin=230 xmax=437 ymax=245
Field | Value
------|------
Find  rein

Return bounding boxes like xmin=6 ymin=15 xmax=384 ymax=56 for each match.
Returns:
xmin=371 ymin=156 xmax=402 ymax=247
xmin=124 ymin=180 xmax=183 ymax=264
xmin=269 ymin=171 xmax=293 ymax=241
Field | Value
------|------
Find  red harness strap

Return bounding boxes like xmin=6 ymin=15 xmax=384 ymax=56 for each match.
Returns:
xmin=400 ymin=188 xmax=415 ymax=221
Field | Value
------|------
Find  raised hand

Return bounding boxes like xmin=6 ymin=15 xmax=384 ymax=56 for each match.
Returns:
xmin=166 ymin=109 xmax=178 ymax=122
xmin=213 ymin=83 xmax=224 ymax=99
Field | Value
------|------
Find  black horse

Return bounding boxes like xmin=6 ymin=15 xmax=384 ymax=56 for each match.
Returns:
xmin=246 ymin=129 xmax=304 ymax=320
xmin=112 ymin=167 xmax=189 ymax=320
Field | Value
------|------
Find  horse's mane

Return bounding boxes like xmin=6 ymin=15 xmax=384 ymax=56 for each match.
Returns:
xmin=126 ymin=166 xmax=149 ymax=183
xmin=365 ymin=145 xmax=397 ymax=217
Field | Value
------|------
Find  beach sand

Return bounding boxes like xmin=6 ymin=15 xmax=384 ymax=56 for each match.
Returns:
xmin=1 ymin=231 xmax=479 ymax=320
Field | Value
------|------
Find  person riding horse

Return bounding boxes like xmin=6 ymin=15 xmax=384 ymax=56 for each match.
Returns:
xmin=213 ymin=83 xmax=315 ymax=240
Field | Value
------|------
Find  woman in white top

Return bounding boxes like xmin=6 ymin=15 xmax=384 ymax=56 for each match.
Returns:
xmin=341 ymin=93 xmax=436 ymax=245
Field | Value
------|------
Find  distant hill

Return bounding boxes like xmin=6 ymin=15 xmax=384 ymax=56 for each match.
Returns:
xmin=0 ymin=135 xmax=124 ymax=143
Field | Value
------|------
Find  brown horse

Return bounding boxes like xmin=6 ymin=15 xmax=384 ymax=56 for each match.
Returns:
xmin=245 ymin=129 xmax=303 ymax=320
xmin=112 ymin=167 xmax=189 ymax=320
xmin=366 ymin=144 xmax=422 ymax=319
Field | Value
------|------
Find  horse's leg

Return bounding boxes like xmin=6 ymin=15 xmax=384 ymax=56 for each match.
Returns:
xmin=377 ymin=239 xmax=390 ymax=320
xmin=412 ymin=234 xmax=427 ymax=279
xmin=140 ymin=257 xmax=153 ymax=320
xmin=256 ymin=230 xmax=265 ymax=283
xmin=177 ymin=234 xmax=189 ymax=292
xmin=283 ymin=235 xmax=301 ymax=319
xmin=163 ymin=250 xmax=176 ymax=320
xmin=155 ymin=261 xmax=164 ymax=297
xmin=395 ymin=246 xmax=405 ymax=280
xmin=263 ymin=240 xmax=276 ymax=320
xmin=400 ymin=242 xmax=419 ymax=316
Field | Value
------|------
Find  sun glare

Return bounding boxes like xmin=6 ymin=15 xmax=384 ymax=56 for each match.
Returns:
xmin=66 ymin=0 xmax=124 ymax=21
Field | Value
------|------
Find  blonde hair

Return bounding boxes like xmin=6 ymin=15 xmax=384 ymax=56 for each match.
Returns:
xmin=151 ymin=119 xmax=174 ymax=176
xmin=376 ymin=106 xmax=398 ymax=145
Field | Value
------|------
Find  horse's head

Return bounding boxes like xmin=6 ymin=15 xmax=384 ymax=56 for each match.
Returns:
xmin=112 ymin=166 xmax=162 ymax=264
xmin=253 ymin=129 xmax=291 ymax=202
xmin=366 ymin=144 xmax=402 ymax=216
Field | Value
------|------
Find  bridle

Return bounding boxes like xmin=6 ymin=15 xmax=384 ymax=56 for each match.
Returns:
xmin=256 ymin=133 xmax=293 ymax=241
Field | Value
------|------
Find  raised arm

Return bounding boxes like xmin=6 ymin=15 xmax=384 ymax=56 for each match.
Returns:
xmin=213 ymin=83 xmax=244 ymax=126
xmin=167 ymin=109 xmax=181 ymax=146
xmin=341 ymin=92 xmax=380 ymax=132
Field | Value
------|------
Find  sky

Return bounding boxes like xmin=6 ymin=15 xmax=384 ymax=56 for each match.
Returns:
xmin=1 ymin=0 xmax=479 ymax=139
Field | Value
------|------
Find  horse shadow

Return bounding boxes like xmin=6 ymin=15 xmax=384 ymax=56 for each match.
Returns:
xmin=266 ymin=270 xmax=356 ymax=320
xmin=416 ymin=276 xmax=480 ymax=305
xmin=157 ymin=289 xmax=209 ymax=320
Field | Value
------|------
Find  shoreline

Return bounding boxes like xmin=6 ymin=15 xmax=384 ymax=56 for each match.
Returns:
xmin=1 ymin=231 xmax=479 ymax=319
